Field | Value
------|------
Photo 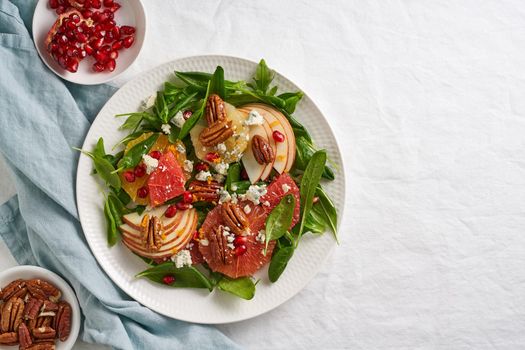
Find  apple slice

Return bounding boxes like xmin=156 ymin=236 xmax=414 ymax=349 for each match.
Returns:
xmin=119 ymin=208 xmax=197 ymax=261
xmin=242 ymin=103 xmax=296 ymax=172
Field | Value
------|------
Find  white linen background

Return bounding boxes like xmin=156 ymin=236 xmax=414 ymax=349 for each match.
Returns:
xmin=1 ymin=0 xmax=525 ymax=348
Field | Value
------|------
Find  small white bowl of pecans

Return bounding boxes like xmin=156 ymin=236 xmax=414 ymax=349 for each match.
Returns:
xmin=0 ymin=266 xmax=80 ymax=350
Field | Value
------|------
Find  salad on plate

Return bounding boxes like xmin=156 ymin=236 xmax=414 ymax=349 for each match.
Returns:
xmin=78 ymin=59 xmax=338 ymax=300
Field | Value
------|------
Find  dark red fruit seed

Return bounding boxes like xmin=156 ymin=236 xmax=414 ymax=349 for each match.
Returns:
xmin=134 ymin=164 xmax=146 ymax=177
xmin=120 ymin=25 xmax=135 ymax=35
xmin=272 ymin=130 xmax=285 ymax=143
xmin=111 ymin=40 xmax=123 ymax=50
xmin=175 ymin=201 xmax=190 ymax=211
xmin=91 ymin=37 xmax=104 ymax=49
xmin=162 ymin=275 xmax=175 ymax=285
xmin=149 ymin=150 xmax=162 ymax=160
xmin=234 ymin=236 xmax=248 ymax=246
xmin=137 ymin=186 xmax=149 ymax=198
xmin=240 ymin=168 xmax=249 ymax=180
xmin=84 ymin=44 xmax=94 ymax=55
xmin=205 ymin=152 xmax=219 ymax=162
xmin=49 ymin=0 xmax=59 ymax=9
xmin=164 ymin=205 xmax=177 ymax=218
xmin=123 ymin=170 xmax=135 ymax=182
xmin=82 ymin=10 xmax=93 ymax=18
xmin=109 ymin=50 xmax=118 ymax=60
xmin=91 ymin=0 xmax=101 ymax=9
xmin=182 ymin=110 xmax=193 ymax=120
xmin=195 ymin=162 xmax=209 ymax=172
xmin=66 ymin=59 xmax=79 ymax=73
xmin=92 ymin=62 xmax=105 ymax=72
xmin=94 ymin=50 xmax=108 ymax=63
xmin=103 ymin=0 xmax=113 ymax=6
xmin=192 ymin=230 xmax=199 ymax=240
xmin=233 ymin=245 xmax=247 ymax=256
xmin=109 ymin=3 xmax=121 ymax=12
xmin=56 ymin=5 xmax=66 ymax=14
xmin=182 ymin=191 xmax=193 ymax=204
xmin=122 ymin=35 xmax=134 ymax=48
xmin=76 ymin=32 xmax=88 ymax=43
xmin=106 ymin=59 xmax=115 ymax=72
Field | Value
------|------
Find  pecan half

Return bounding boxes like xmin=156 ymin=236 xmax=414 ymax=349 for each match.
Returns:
xmin=24 ymin=297 xmax=44 ymax=320
xmin=26 ymin=342 xmax=56 ymax=350
xmin=205 ymin=94 xmax=227 ymax=125
xmin=26 ymin=280 xmax=61 ymax=302
xmin=0 ymin=331 xmax=17 ymax=345
xmin=55 ymin=301 xmax=71 ymax=342
xmin=0 ymin=279 xmax=26 ymax=301
xmin=189 ymin=181 xmax=222 ymax=202
xmin=143 ymin=216 xmax=163 ymax=252
xmin=41 ymin=300 xmax=58 ymax=313
xmin=199 ymin=120 xmax=234 ymax=147
xmin=32 ymin=326 xmax=56 ymax=340
xmin=0 ymin=297 xmax=24 ymax=332
xmin=252 ymin=135 xmax=275 ymax=165
xmin=28 ymin=316 xmax=53 ymax=331
xmin=19 ymin=323 xmax=33 ymax=349
xmin=210 ymin=226 xmax=233 ymax=265
xmin=221 ymin=202 xmax=249 ymax=235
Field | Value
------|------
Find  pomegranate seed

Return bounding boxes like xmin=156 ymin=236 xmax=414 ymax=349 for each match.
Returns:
xmin=240 ymin=168 xmax=249 ymax=180
xmin=94 ymin=49 xmax=108 ymax=63
xmin=234 ymin=236 xmax=248 ymax=246
xmin=137 ymin=186 xmax=148 ymax=198
xmin=205 ymin=152 xmax=219 ymax=162
xmin=103 ymin=0 xmax=113 ymax=6
xmin=49 ymin=0 xmax=59 ymax=9
xmin=76 ymin=32 xmax=88 ymax=43
xmin=182 ymin=191 xmax=193 ymax=204
xmin=162 ymin=275 xmax=175 ymax=285
xmin=66 ymin=30 xmax=76 ymax=39
xmin=50 ymin=43 xmax=59 ymax=52
xmin=92 ymin=62 xmax=105 ymax=72
xmin=182 ymin=110 xmax=193 ymax=119
xmin=65 ymin=59 xmax=79 ymax=73
xmin=233 ymin=245 xmax=247 ymax=256
xmin=91 ymin=0 xmax=101 ymax=9
xmin=111 ymin=40 xmax=123 ymax=50
xmin=111 ymin=26 xmax=120 ymax=39
xmin=58 ymin=35 xmax=68 ymax=44
xmin=272 ymin=130 xmax=285 ymax=143
xmin=149 ymin=150 xmax=162 ymax=160
xmin=84 ymin=44 xmax=94 ymax=55
xmin=175 ymin=202 xmax=190 ymax=211
xmin=79 ymin=49 xmax=87 ymax=58
xmin=120 ymin=25 xmax=135 ymax=35
xmin=97 ymin=12 xmax=108 ymax=22
xmin=123 ymin=170 xmax=135 ymax=182
xmin=69 ymin=13 xmax=80 ymax=23
xmin=56 ymin=5 xmax=66 ymax=14
xmin=195 ymin=162 xmax=209 ymax=172
xmin=106 ymin=59 xmax=116 ymax=71
xmin=122 ymin=35 xmax=134 ymax=48
xmin=192 ymin=230 xmax=199 ymax=240
xmin=109 ymin=3 xmax=121 ymax=12
xmin=82 ymin=10 xmax=93 ymax=18
xmin=134 ymin=164 xmax=146 ymax=177
xmin=91 ymin=11 xmax=101 ymax=22
xmin=91 ymin=37 xmax=104 ymax=49
xmin=164 ymin=205 xmax=177 ymax=218
xmin=109 ymin=50 xmax=118 ymax=59
xmin=104 ymin=10 xmax=114 ymax=20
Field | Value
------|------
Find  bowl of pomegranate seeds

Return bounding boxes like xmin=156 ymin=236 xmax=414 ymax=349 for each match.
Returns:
xmin=32 ymin=0 xmax=146 ymax=85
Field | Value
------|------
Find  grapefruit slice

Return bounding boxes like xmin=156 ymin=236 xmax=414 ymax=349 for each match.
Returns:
xmin=147 ymin=151 xmax=186 ymax=207
xmin=260 ymin=173 xmax=301 ymax=228
xmin=198 ymin=204 xmax=275 ymax=278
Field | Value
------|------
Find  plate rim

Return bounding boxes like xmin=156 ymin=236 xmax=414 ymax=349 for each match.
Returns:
xmin=76 ymin=54 xmax=346 ymax=324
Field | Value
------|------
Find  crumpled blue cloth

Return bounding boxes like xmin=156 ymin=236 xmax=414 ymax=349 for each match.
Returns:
xmin=0 ymin=1 xmax=238 ymax=349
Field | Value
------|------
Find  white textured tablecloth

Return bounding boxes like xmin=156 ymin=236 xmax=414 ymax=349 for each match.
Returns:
xmin=2 ymin=0 xmax=525 ymax=348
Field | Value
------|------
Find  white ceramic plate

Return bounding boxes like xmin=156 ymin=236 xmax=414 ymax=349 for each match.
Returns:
xmin=76 ymin=55 xmax=345 ymax=323
xmin=32 ymin=0 xmax=146 ymax=85
xmin=0 ymin=265 xmax=81 ymax=350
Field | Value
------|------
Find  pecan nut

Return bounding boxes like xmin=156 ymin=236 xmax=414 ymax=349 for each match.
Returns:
xmin=54 ymin=301 xmax=71 ymax=342
xmin=205 ymin=94 xmax=227 ymax=125
xmin=210 ymin=226 xmax=233 ymax=265
xmin=32 ymin=326 xmax=56 ymax=340
xmin=199 ymin=120 xmax=234 ymax=147
xmin=24 ymin=297 xmax=44 ymax=320
xmin=41 ymin=300 xmax=58 ymax=313
xmin=26 ymin=342 xmax=56 ymax=350
xmin=18 ymin=322 xmax=33 ymax=349
xmin=143 ymin=215 xmax=163 ymax=252
xmin=28 ymin=316 xmax=53 ymax=331
xmin=1 ymin=297 xmax=24 ymax=332
xmin=0 ymin=279 xmax=26 ymax=301
xmin=251 ymin=135 xmax=275 ymax=165
xmin=26 ymin=279 xmax=61 ymax=302
xmin=189 ymin=181 xmax=222 ymax=202
xmin=0 ymin=331 xmax=18 ymax=345
xmin=221 ymin=202 xmax=249 ymax=235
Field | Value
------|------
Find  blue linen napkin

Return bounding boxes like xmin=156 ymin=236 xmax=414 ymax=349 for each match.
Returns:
xmin=0 ymin=1 xmax=238 ymax=349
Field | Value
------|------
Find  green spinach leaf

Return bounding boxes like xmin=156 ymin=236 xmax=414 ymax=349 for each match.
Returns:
xmin=217 ymin=277 xmax=256 ymax=300
xmin=268 ymin=246 xmax=294 ymax=282
xmin=136 ymin=262 xmax=213 ymax=291
xmin=264 ymin=194 xmax=295 ymax=253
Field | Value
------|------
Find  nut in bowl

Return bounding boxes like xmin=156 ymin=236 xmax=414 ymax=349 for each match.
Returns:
xmin=0 ymin=266 xmax=80 ymax=350
xmin=32 ymin=0 xmax=146 ymax=85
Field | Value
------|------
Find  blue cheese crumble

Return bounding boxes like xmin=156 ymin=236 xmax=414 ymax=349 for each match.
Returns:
xmin=142 ymin=154 xmax=159 ymax=174
xmin=244 ymin=109 xmax=264 ymax=126
xmin=171 ymin=249 xmax=192 ymax=268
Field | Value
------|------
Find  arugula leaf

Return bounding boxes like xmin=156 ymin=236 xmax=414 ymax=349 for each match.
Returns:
xmin=209 ymin=66 xmax=226 ymax=99
xmin=119 ymin=113 xmax=144 ymax=130
xmin=268 ymin=246 xmax=294 ymax=282
xmin=93 ymin=138 xmax=106 ymax=158
xmin=217 ymin=277 xmax=256 ymax=300
xmin=297 ymin=150 xmax=327 ymax=240
xmin=154 ymin=91 xmax=169 ymax=123
xmin=278 ymin=91 xmax=303 ymax=114
xmin=312 ymin=185 xmax=338 ymax=241
xmin=136 ymin=262 xmax=213 ymax=291
xmin=104 ymin=196 xmax=119 ymax=246
xmin=76 ymin=148 xmax=121 ymax=191
xmin=253 ymin=59 xmax=274 ymax=94
xmin=168 ymin=91 xmax=198 ymax=119
xmin=264 ymin=194 xmax=295 ymax=253
xmin=295 ymin=136 xmax=335 ymax=180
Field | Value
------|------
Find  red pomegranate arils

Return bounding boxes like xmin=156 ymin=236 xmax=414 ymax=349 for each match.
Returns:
xmin=120 ymin=25 xmax=135 ymax=35
xmin=122 ymin=35 xmax=134 ymax=48
xmin=92 ymin=62 xmax=105 ymax=72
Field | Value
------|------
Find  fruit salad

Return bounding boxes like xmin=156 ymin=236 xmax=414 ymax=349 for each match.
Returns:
xmin=79 ymin=60 xmax=338 ymax=299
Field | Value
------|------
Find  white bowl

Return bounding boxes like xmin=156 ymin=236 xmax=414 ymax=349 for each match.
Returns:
xmin=0 ymin=265 xmax=81 ymax=350
xmin=32 ymin=0 xmax=146 ymax=85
